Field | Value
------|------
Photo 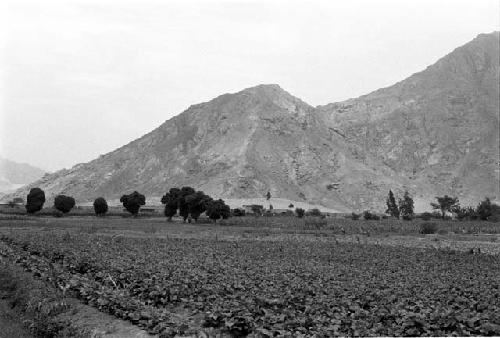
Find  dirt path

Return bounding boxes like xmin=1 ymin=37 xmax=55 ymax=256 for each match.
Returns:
xmin=0 ymin=297 xmax=32 ymax=338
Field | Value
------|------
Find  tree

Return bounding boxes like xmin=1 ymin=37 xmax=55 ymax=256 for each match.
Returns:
xmin=288 ymin=203 xmax=294 ymax=208
xmin=93 ymin=197 xmax=108 ymax=216
xmin=398 ymin=191 xmax=414 ymax=220
xmin=476 ymin=197 xmax=493 ymax=220
xmin=266 ymin=191 xmax=271 ymax=200
xmin=178 ymin=187 xmax=196 ymax=222
xmin=26 ymin=188 xmax=45 ymax=214
xmin=431 ymin=195 xmax=459 ymax=219
xmin=385 ymin=190 xmax=400 ymax=219
xmin=206 ymin=199 xmax=230 ymax=223
xmin=54 ymin=195 xmax=76 ymax=214
xmin=120 ymin=191 xmax=145 ymax=216
xmin=185 ymin=191 xmax=212 ymax=222
xmin=161 ymin=188 xmax=180 ymax=221
xmin=295 ymin=208 xmax=305 ymax=218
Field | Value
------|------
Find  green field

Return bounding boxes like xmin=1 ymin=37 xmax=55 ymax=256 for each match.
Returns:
xmin=0 ymin=216 xmax=499 ymax=336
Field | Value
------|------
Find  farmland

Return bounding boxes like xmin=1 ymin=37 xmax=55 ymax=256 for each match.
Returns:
xmin=0 ymin=216 xmax=499 ymax=336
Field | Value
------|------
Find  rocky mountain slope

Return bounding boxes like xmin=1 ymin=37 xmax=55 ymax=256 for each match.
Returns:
xmin=316 ymin=32 xmax=499 ymax=207
xmin=4 ymin=32 xmax=499 ymax=211
xmin=0 ymin=158 xmax=46 ymax=194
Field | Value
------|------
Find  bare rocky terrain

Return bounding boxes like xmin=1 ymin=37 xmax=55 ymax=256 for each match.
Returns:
xmin=4 ymin=32 xmax=499 ymax=212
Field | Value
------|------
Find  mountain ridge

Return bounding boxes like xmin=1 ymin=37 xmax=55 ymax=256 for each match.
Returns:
xmin=4 ymin=32 xmax=499 ymax=211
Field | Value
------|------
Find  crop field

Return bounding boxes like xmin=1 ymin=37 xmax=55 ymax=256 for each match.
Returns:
xmin=0 ymin=217 xmax=499 ymax=336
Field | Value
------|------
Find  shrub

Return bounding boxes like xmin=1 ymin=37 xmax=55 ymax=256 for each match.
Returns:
xmin=351 ymin=212 xmax=360 ymax=220
xmin=26 ymin=188 xmax=45 ymax=214
xmin=363 ymin=210 xmax=380 ymax=220
xmin=420 ymin=222 xmax=438 ymax=234
xmin=419 ymin=212 xmax=433 ymax=221
xmin=295 ymin=208 xmax=305 ymax=218
xmin=307 ymin=208 xmax=322 ymax=217
xmin=477 ymin=198 xmax=493 ymax=220
xmin=93 ymin=197 xmax=108 ymax=216
xmin=54 ymin=195 xmax=76 ymax=214
xmin=288 ymin=204 xmax=294 ymax=208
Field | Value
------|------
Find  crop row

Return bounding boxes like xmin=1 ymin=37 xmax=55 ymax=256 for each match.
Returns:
xmin=1 ymin=231 xmax=500 ymax=336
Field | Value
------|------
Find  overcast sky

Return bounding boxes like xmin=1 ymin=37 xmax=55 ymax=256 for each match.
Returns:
xmin=0 ymin=0 xmax=498 ymax=172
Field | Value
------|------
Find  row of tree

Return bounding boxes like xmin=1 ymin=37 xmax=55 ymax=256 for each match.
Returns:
xmin=24 ymin=187 xmax=231 ymax=223
xmin=385 ymin=190 xmax=495 ymax=220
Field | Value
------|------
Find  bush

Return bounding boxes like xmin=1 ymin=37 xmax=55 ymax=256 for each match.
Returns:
xmin=420 ymin=222 xmax=438 ymax=234
xmin=419 ymin=212 xmax=433 ymax=221
xmin=363 ymin=210 xmax=380 ymax=220
xmin=93 ymin=197 xmax=108 ymax=216
xmin=295 ymin=208 xmax=305 ymax=218
xmin=307 ymin=208 xmax=322 ymax=217
xmin=54 ymin=195 xmax=75 ymax=214
xmin=26 ymin=188 xmax=45 ymax=214
xmin=351 ymin=212 xmax=360 ymax=220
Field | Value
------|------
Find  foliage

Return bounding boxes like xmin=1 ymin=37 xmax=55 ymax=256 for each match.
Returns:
xmin=288 ymin=203 xmax=294 ymax=208
xmin=351 ymin=212 xmax=361 ymax=220
xmin=1 ymin=231 xmax=499 ymax=336
xmin=26 ymin=188 xmax=46 ymax=214
xmin=295 ymin=208 xmax=305 ymax=218
xmin=385 ymin=190 xmax=400 ymax=219
xmin=54 ymin=195 xmax=76 ymax=214
xmin=419 ymin=222 xmax=438 ymax=234
xmin=398 ymin=191 xmax=414 ymax=220
xmin=476 ymin=198 xmax=493 ymax=221
xmin=431 ymin=195 xmax=459 ymax=219
xmin=419 ymin=212 xmax=433 ymax=221
xmin=307 ymin=208 xmax=322 ymax=217
xmin=205 ymin=199 xmax=230 ymax=223
xmin=119 ymin=191 xmax=146 ymax=215
xmin=363 ymin=210 xmax=380 ymax=220
xmin=161 ymin=188 xmax=180 ymax=220
xmin=265 ymin=191 xmax=271 ymax=200
xmin=453 ymin=206 xmax=478 ymax=221
xmin=93 ymin=197 xmax=108 ymax=216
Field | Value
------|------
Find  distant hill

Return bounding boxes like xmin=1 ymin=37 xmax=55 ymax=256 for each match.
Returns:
xmin=4 ymin=32 xmax=499 ymax=211
xmin=0 ymin=158 xmax=47 ymax=194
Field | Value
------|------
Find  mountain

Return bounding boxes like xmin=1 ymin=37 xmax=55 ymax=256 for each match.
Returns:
xmin=4 ymin=32 xmax=499 ymax=211
xmin=316 ymin=31 xmax=500 ymax=207
xmin=0 ymin=158 xmax=47 ymax=194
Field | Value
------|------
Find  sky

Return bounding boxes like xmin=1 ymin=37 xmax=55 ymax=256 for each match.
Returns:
xmin=0 ymin=0 xmax=498 ymax=172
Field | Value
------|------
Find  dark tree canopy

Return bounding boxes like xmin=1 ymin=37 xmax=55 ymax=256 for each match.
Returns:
xmin=398 ymin=191 xmax=414 ymax=220
xmin=476 ymin=197 xmax=493 ymax=220
xmin=385 ymin=190 xmax=400 ymax=219
xmin=26 ymin=188 xmax=45 ymax=214
xmin=266 ymin=191 xmax=271 ymax=200
xmin=431 ymin=195 xmax=459 ymax=219
xmin=161 ymin=188 xmax=181 ymax=220
xmin=93 ymin=197 xmax=108 ymax=216
xmin=120 ymin=191 xmax=146 ymax=215
xmin=206 ymin=199 xmax=230 ymax=223
xmin=54 ymin=195 xmax=76 ymax=213
xmin=178 ymin=187 xmax=196 ymax=222
xmin=185 ymin=191 xmax=212 ymax=221
xmin=295 ymin=208 xmax=305 ymax=218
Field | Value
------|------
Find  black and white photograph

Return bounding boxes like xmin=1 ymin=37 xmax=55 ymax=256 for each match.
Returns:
xmin=0 ymin=0 xmax=499 ymax=336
